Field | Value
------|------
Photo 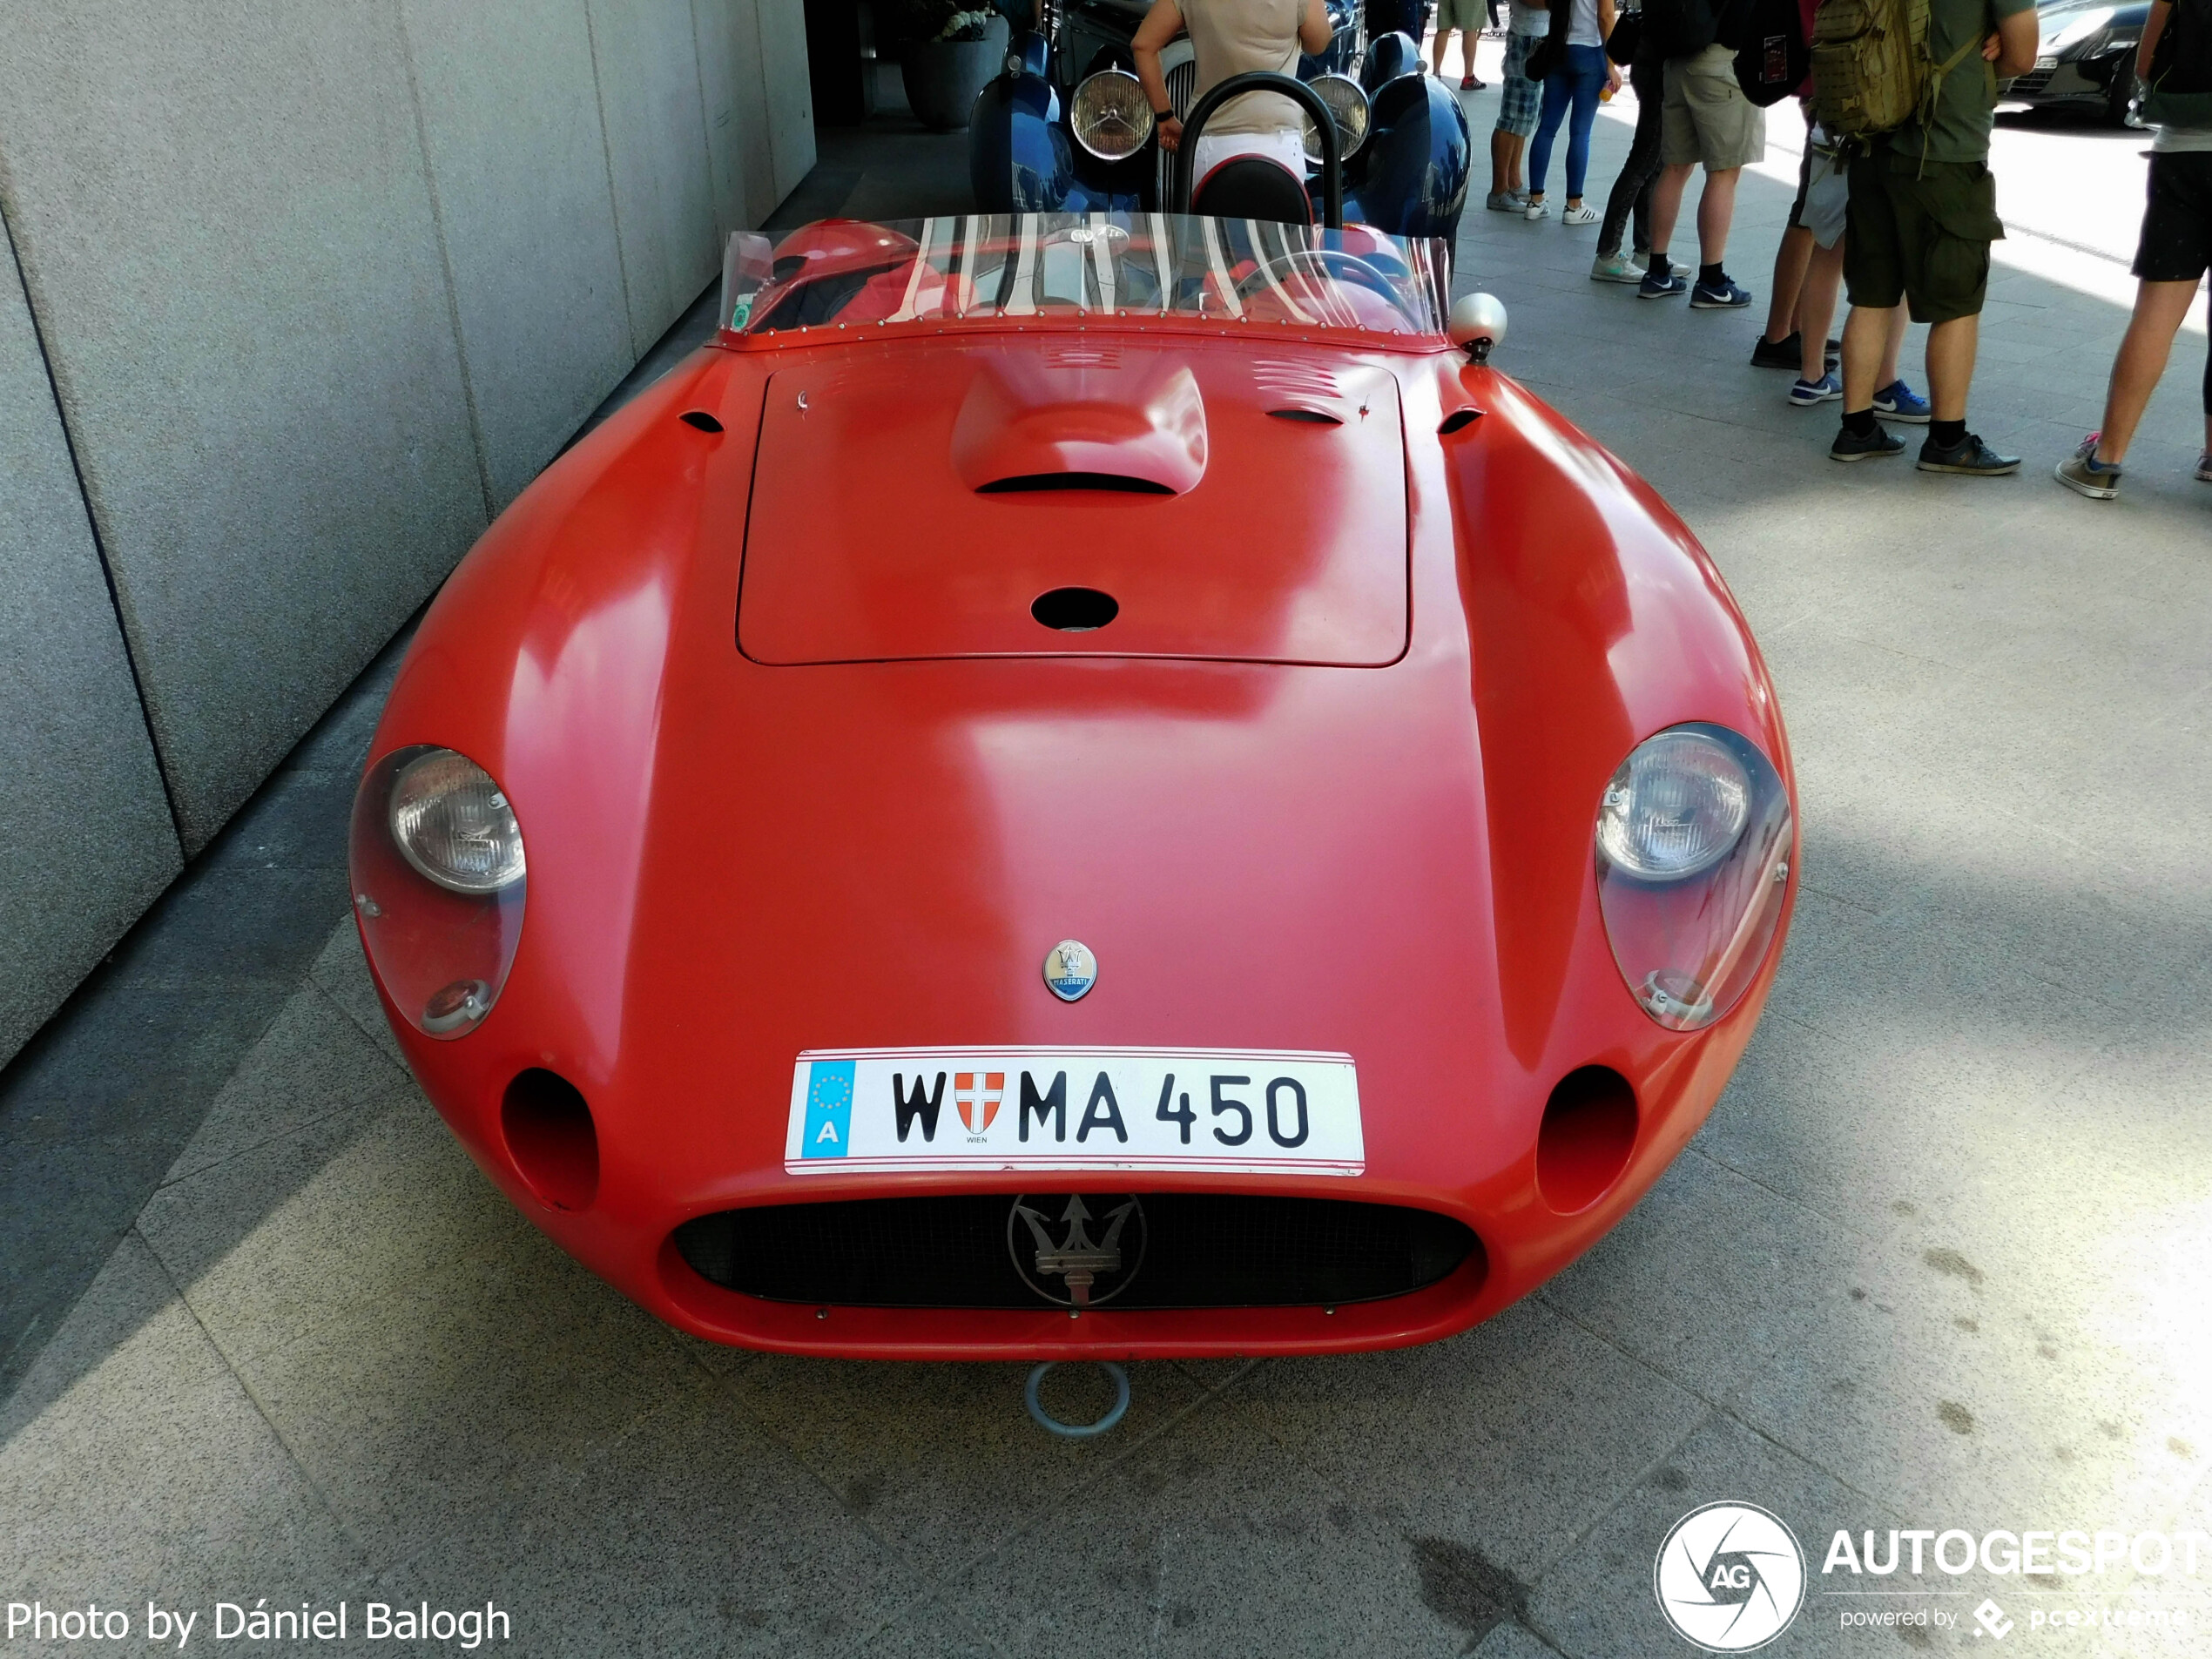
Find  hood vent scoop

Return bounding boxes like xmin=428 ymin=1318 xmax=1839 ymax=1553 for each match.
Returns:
xmin=979 ymin=472 xmax=1174 ymax=496
xmin=953 ymin=352 xmax=1207 ymax=496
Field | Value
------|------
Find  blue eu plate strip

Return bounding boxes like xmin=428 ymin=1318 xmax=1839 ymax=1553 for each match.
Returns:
xmin=802 ymin=1060 xmax=854 ymax=1158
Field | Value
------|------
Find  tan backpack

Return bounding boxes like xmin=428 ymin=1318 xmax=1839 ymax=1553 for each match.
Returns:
xmin=1810 ymin=0 xmax=1979 ymax=140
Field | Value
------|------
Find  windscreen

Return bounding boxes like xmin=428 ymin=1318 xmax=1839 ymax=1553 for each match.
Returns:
xmin=720 ymin=213 xmax=1450 ymax=343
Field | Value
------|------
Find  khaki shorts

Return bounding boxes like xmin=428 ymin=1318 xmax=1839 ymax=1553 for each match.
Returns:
xmin=1844 ymin=149 xmax=2003 ymax=325
xmin=1436 ymin=0 xmax=1485 ymax=32
xmin=1660 ymin=44 xmax=1764 ymax=171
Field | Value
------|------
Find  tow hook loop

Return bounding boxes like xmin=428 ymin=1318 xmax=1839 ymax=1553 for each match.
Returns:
xmin=1024 ymin=1361 xmax=1130 ymax=1439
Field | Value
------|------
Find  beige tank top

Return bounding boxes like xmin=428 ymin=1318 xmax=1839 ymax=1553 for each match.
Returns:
xmin=1184 ymin=0 xmax=1305 ymax=137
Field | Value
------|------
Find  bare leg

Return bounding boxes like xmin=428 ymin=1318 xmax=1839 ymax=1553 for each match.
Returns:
xmin=1840 ymin=300 xmax=1887 ymax=413
xmin=1694 ymin=166 xmax=1740 ymax=267
xmin=1924 ymin=314 xmax=1979 ymax=424
xmin=1794 ymin=239 xmax=1844 ymax=381
xmin=1649 ymin=162 xmax=1694 ymax=266
xmin=1877 ymin=302 xmax=1907 ymax=388
xmin=1490 ymin=126 xmax=1514 ymax=195
xmin=1433 ymin=27 xmax=1452 ymax=74
xmin=1764 ymin=225 xmax=1814 ymax=347
xmin=1504 ymin=131 xmax=1527 ymax=195
xmin=2093 ymin=279 xmax=2199 ymax=465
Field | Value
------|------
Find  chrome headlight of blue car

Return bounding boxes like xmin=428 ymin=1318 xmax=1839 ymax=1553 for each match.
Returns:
xmin=1069 ymin=69 xmax=1155 ymax=160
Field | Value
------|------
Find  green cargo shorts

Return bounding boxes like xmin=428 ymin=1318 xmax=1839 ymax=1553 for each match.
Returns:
xmin=1843 ymin=149 xmax=2005 ymax=325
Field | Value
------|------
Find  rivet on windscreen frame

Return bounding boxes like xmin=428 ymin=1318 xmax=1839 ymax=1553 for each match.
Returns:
xmin=797 ymin=391 xmax=808 ymax=410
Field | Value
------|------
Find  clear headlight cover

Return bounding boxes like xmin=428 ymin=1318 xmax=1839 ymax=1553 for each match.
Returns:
xmin=1303 ymin=74 xmax=1371 ymax=164
xmin=349 ymin=745 xmax=527 ymax=1040
xmin=1070 ymin=70 xmax=1155 ymax=161
xmin=390 ymin=749 xmax=526 ymax=893
xmin=1595 ymin=724 xmax=1792 ymax=1031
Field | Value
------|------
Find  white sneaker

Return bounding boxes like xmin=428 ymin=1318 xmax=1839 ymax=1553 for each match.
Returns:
xmin=1524 ymin=199 xmax=1551 ymax=220
xmin=1562 ymin=202 xmax=1598 ymax=226
xmin=1590 ymin=251 xmax=1646 ymax=283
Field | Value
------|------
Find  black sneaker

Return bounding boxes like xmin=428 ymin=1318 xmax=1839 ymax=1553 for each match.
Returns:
xmin=1917 ymin=432 xmax=2020 ymax=475
xmin=1750 ymin=330 xmax=1802 ymax=369
xmin=1751 ymin=331 xmax=1844 ymax=371
xmin=1830 ymin=424 xmax=1906 ymax=462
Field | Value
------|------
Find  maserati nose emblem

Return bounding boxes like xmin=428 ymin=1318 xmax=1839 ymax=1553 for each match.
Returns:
xmin=1042 ymin=939 xmax=1097 ymax=1001
xmin=1008 ymin=1193 xmax=1146 ymax=1307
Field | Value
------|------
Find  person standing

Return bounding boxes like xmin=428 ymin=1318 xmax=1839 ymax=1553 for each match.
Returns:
xmin=2056 ymin=0 xmax=2212 ymax=497
xmin=1594 ymin=11 xmax=1665 ymax=280
xmin=1828 ymin=0 xmax=2039 ymax=469
xmin=1525 ymin=0 xmax=1622 ymax=219
xmin=1489 ymin=0 xmax=1551 ymax=210
xmin=1136 ymin=0 xmax=1334 ymax=180
xmin=1434 ymin=0 xmax=1488 ymax=87
xmin=1636 ymin=0 xmax=1764 ymax=305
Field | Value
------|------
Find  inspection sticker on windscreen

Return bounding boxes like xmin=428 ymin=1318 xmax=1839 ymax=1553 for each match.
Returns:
xmin=784 ymin=1047 xmax=1363 ymax=1176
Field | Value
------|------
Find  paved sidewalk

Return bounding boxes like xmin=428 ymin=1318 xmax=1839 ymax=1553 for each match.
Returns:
xmin=4 ymin=85 xmax=2209 ymax=1659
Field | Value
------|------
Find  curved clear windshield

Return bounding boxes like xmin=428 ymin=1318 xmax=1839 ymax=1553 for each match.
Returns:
xmin=720 ymin=214 xmax=1450 ymax=343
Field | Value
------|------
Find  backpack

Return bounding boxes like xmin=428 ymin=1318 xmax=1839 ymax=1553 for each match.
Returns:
xmin=1734 ymin=0 xmax=1809 ymax=104
xmin=1808 ymin=0 xmax=1978 ymax=140
xmin=2143 ymin=0 xmax=2212 ymax=125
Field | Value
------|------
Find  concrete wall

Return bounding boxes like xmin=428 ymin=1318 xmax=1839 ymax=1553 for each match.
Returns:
xmin=0 ymin=0 xmax=813 ymax=1068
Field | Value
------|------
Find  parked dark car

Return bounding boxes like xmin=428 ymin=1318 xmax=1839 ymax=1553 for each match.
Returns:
xmin=2001 ymin=0 xmax=2148 ymax=124
xmin=969 ymin=0 xmax=1471 ymax=238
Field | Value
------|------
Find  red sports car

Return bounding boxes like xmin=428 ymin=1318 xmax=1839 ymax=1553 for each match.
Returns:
xmin=349 ymin=208 xmax=1797 ymax=1361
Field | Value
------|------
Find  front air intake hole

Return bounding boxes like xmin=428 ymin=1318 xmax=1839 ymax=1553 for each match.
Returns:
xmin=679 ymin=409 xmax=725 ymax=432
xmin=502 ymin=1069 xmax=600 ymax=1211
xmin=1032 ymin=587 xmax=1120 ymax=631
xmin=1534 ymin=1066 xmax=1637 ymax=1214
xmin=979 ymin=472 xmax=1175 ymax=495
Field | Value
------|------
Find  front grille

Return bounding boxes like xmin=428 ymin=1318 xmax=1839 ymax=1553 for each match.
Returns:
xmin=2008 ymin=65 xmax=2057 ymax=96
xmin=674 ymin=1193 xmax=1480 ymax=1309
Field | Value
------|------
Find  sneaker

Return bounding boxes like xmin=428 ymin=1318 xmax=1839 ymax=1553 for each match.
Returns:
xmin=1750 ymin=331 xmax=1800 ymax=369
xmin=1591 ymin=251 xmax=1647 ymax=283
xmin=1871 ymin=379 xmax=1932 ymax=423
xmin=1460 ymin=73 xmax=1484 ymax=89
xmin=1917 ymin=432 xmax=2020 ymax=475
xmin=1789 ymin=373 xmax=1842 ymax=407
xmin=1689 ymin=278 xmax=1753 ymax=309
xmin=2196 ymin=451 xmax=2212 ymax=482
xmin=1486 ymin=190 xmax=1528 ymax=212
xmin=1750 ymin=330 xmax=1843 ymax=370
xmin=1639 ymin=268 xmax=1687 ymax=299
xmin=1562 ymin=202 xmax=1599 ymax=226
xmin=1525 ymin=199 xmax=1551 ymax=220
xmin=2054 ymin=436 xmax=2122 ymax=499
xmin=1830 ymin=423 xmax=1906 ymax=462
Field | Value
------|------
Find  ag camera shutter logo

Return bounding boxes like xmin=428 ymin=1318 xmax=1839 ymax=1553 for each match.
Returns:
xmin=1654 ymin=1501 xmax=1806 ymax=1651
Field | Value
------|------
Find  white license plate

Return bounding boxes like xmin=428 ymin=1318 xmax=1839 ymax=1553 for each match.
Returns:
xmin=783 ymin=1046 xmax=1364 ymax=1176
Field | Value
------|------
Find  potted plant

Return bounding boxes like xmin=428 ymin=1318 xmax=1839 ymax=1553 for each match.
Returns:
xmin=895 ymin=0 xmax=1008 ymax=130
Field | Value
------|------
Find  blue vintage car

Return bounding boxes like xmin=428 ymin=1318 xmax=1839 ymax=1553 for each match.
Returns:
xmin=968 ymin=0 xmax=1470 ymax=239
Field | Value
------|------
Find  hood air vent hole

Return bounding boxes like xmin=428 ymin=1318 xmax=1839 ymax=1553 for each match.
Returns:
xmin=979 ymin=472 xmax=1175 ymax=496
xmin=1032 ymin=588 xmax=1119 ymax=631
xmin=1268 ymin=407 xmax=1343 ymax=426
xmin=1438 ymin=408 xmax=1481 ymax=435
xmin=679 ymin=410 xmax=725 ymax=432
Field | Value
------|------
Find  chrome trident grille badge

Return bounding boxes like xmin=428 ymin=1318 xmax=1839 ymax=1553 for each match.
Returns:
xmin=1008 ymin=1193 xmax=1146 ymax=1308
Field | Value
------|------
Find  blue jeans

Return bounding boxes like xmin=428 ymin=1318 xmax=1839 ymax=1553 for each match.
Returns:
xmin=1528 ymin=44 xmax=1608 ymax=200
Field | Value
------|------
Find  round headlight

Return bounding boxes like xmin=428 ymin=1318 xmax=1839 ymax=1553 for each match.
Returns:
xmin=1595 ymin=729 xmax=1750 ymax=882
xmin=389 ymin=749 xmax=526 ymax=894
xmin=1070 ymin=70 xmax=1155 ymax=161
xmin=1304 ymin=73 xmax=1370 ymax=163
